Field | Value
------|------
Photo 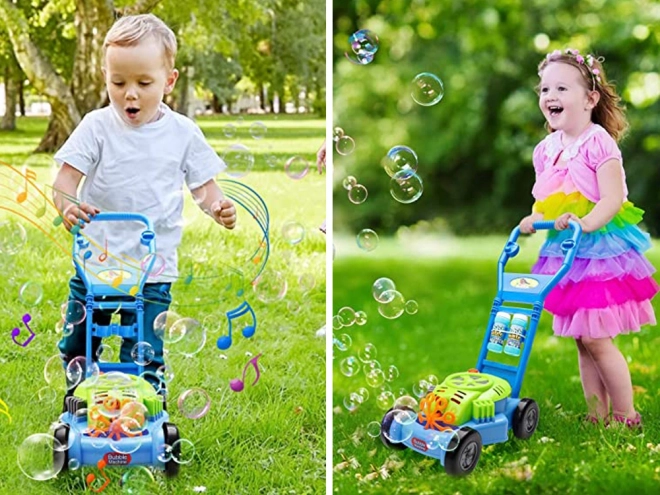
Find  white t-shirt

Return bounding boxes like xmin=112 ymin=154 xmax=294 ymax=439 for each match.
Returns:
xmin=54 ymin=103 xmax=225 ymax=282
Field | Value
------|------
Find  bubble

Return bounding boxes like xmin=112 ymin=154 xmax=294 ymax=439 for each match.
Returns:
xmin=120 ymin=401 xmax=149 ymax=430
xmin=37 ymin=386 xmax=57 ymax=403
xmin=348 ymin=184 xmax=368 ymax=204
xmin=96 ymin=344 xmax=114 ymax=362
xmin=426 ymin=374 xmax=439 ymax=386
xmin=298 ymin=273 xmax=316 ymax=293
xmin=333 ymin=127 xmax=345 ymax=141
xmin=386 ymin=365 xmax=400 ymax=382
xmin=172 ymin=438 xmax=196 ymax=464
xmin=121 ymin=466 xmax=157 ymax=494
xmin=249 ymin=121 xmax=267 ymax=139
xmin=61 ymin=300 xmax=86 ymax=325
xmin=366 ymin=368 xmax=386 ymax=388
xmin=393 ymin=408 xmax=417 ymax=426
xmin=286 ymin=300 xmax=301 ymax=314
xmin=130 ymin=342 xmax=155 ymax=366
xmin=140 ymin=253 xmax=167 ymax=279
xmin=363 ymin=360 xmax=381 ymax=372
xmin=332 ymin=315 xmax=343 ymax=330
xmin=157 ymin=364 xmax=175 ymax=383
xmin=339 ymin=356 xmax=360 ymax=377
xmin=357 ymin=387 xmax=370 ymax=402
xmin=366 ymin=421 xmax=382 ymax=438
xmin=390 ymin=169 xmax=424 ymax=204
xmin=222 ymin=144 xmax=255 ymax=178
xmin=223 ymin=124 xmax=237 ymax=138
xmin=383 ymin=146 xmax=419 ymax=177
xmin=157 ymin=444 xmax=173 ymax=463
xmin=19 ymin=281 xmax=43 ymax=306
xmin=345 ymin=29 xmax=379 ymax=65
xmin=377 ymin=390 xmax=395 ymax=410
xmin=139 ymin=372 xmax=164 ymax=394
xmin=171 ymin=318 xmax=206 ymax=357
xmin=177 ymin=388 xmax=211 ymax=419
xmin=394 ymin=395 xmax=418 ymax=411
xmin=333 ymin=333 xmax=352 ymax=351
xmin=153 ymin=311 xmax=184 ymax=344
xmin=342 ymin=176 xmax=357 ymax=190
xmin=48 ymin=421 xmax=75 ymax=451
xmin=335 ymin=136 xmax=355 ymax=155
xmin=355 ymin=311 xmax=367 ymax=326
xmin=358 ymin=344 xmax=377 ymax=363
xmin=412 ymin=380 xmax=432 ymax=398
xmin=381 ymin=409 xmax=413 ymax=444
xmin=0 ymin=220 xmax=27 ymax=255
xmin=68 ymin=458 xmax=81 ymax=470
xmin=411 ymin=72 xmax=445 ymax=106
xmin=66 ymin=356 xmax=88 ymax=389
xmin=343 ymin=392 xmax=362 ymax=412
xmin=429 ymin=429 xmax=460 ymax=452
xmin=405 ymin=300 xmax=419 ymax=315
xmin=110 ymin=418 xmax=143 ymax=454
xmin=62 ymin=322 xmax=75 ymax=338
xmin=356 ymin=229 xmax=379 ymax=251
xmin=337 ymin=307 xmax=356 ymax=326
xmin=372 ymin=278 xmax=396 ymax=303
xmin=265 ymin=153 xmax=278 ymax=168
xmin=281 ymin=221 xmax=306 ymax=245
xmin=253 ymin=270 xmax=288 ymax=303
xmin=378 ymin=290 xmax=406 ymax=319
xmin=17 ymin=434 xmax=64 ymax=480
xmin=284 ymin=156 xmax=310 ymax=180
xmin=397 ymin=388 xmax=410 ymax=397
xmin=43 ymin=354 xmax=67 ymax=391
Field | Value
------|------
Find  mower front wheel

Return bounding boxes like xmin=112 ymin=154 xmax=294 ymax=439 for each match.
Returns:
xmin=380 ymin=408 xmax=411 ymax=451
xmin=162 ymin=422 xmax=180 ymax=477
xmin=444 ymin=427 xmax=482 ymax=476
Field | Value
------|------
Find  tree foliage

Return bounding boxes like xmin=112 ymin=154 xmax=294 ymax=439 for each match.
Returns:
xmin=333 ymin=0 xmax=660 ymax=235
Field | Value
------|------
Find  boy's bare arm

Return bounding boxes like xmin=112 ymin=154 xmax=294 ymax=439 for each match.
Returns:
xmin=190 ymin=179 xmax=236 ymax=230
xmin=52 ymin=163 xmax=100 ymax=231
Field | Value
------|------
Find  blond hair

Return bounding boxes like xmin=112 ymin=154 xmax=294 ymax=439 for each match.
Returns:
xmin=103 ymin=14 xmax=177 ymax=70
xmin=537 ymin=52 xmax=628 ymax=142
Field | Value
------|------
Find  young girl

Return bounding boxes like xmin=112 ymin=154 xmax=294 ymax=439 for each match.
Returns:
xmin=519 ymin=49 xmax=659 ymax=427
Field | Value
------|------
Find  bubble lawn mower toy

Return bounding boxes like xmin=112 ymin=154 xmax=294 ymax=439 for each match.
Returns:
xmin=52 ymin=213 xmax=181 ymax=480
xmin=381 ymin=221 xmax=581 ymax=476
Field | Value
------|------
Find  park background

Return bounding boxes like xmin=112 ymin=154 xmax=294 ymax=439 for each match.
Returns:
xmin=0 ymin=0 xmax=326 ymax=494
xmin=332 ymin=0 xmax=660 ymax=494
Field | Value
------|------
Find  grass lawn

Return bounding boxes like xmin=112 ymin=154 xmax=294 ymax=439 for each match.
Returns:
xmin=0 ymin=114 xmax=326 ymax=494
xmin=332 ymin=234 xmax=660 ymax=494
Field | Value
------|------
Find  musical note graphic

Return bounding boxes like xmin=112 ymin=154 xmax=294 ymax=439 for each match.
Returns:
xmin=0 ymin=398 xmax=12 ymax=423
xmin=216 ymin=301 xmax=257 ymax=350
xmin=99 ymin=239 xmax=108 ymax=262
xmin=16 ymin=169 xmax=37 ymax=203
xmin=86 ymin=459 xmax=111 ymax=493
xmin=110 ymin=261 xmax=125 ymax=288
xmin=35 ymin=196 xmax=47 ymax=218
xmin=184 ymin=265 xmax=194 ymax=285
xmin=230 ymin=353 xmax=263 ymax=392
xmin=11 ymin=313 xmax=35 ymax=347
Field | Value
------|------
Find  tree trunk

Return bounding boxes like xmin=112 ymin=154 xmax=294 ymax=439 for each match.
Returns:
xmin=35 ymin=99 xmax=79 ymax=152
xmin=1 ymin=62 xmax=17 ymax=130
xmin=18 ymin=76 xmax=24 ymax=116
xmin=260 ymin=83 xmax=267 ymax=112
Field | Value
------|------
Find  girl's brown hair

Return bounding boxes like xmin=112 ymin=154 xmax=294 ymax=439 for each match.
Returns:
xmin=537 ymin=51 xmax=628 ymax=142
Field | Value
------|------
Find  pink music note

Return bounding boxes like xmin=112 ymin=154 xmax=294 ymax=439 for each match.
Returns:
xmin=230 ymin=353 xmax=263 ymax=392
xmin=11 ymin=313 xmax=35 ymax=347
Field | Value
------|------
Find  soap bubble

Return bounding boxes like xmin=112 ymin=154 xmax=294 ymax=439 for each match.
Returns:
xmin=19 ymin=282 xmax=43 ymax=306
xmin=429 ymin=429 xmax=460 ymax=452
xmin=253 ymin=270 xmax=288 ymax=303
xmin=96 ymin=344 xmax=114 ymax=362
xmin=359 ymin=343 xmax=377 ymax=362
xmin=332 ymin=315 xmax=343 ymax=330
xmin=366 ymin=368 xmax=386 ymax=388
xmin=177 ymin=388 xmax=211 ymax=419
xmin=357 ymin=387 xmax=370 ymax=402
xmin=68 ymin=458 xmax=81 ymax=470
xmin=0 ymin=220 xmax=27 ymax=255
xmin=387 ymin=365 xmax=400 ymax=382
xmin=17 ymin=434 xmax=64 ymax=480
xmin=356 ymin=229 xmax=379 ymax=251
xmin=378 ymin=290 xmax=406 ymax=319
xmin=394 ymin=395 xmax=418 ymax=411
xmin=372 ymin=277 xmax=396 ymax=303
xmin=333 ymin=333 xmax=352 ymax=351
xmin=390 ymin=169 xmax=424 ymax=204
xmin=249 ymin=121 xmax=267 ymax=139
xmin=383 ymin=146 xmax=418 ymax=177
xmin=37 ymin=386 xmax=57 ymax=403
xmin=335 ymin=136 xmax=355 ymax=155
xmin=121 ymin=466 xmax=157 ymax=494
xmin=131 ymin=342 xmax=155 ymax=366
xmin=43 ymin=354 xmax=67 ymax=390
xmin=342 ymin=176 xmax=357 ymax=190
xmin=377 ymin=390 xmax=395 ymax=410
xmin=339 ymin=356 xmax=360 ymax=377
xmin=223 ymin=124 xmax=236 ymax=138
xmin=157 ymin=364 xmax=175 ymax=383
xmin=366 ymin=421 xmax=381 ymax=438
xmin=65 ymin=356 xmax=88 ymax=389
xmin=281 ymin=221 xmax=305 ymax=244
xmin=345 ymin=29 xmax=379 ymax=65
xmin=413 ymin=379 xmax=433 ymax=398
xmin=154 ymin=311 xmax=185 ymax=344
xmin=172 ymin=438 xmax=196 ymax=465
xmin=411 ymin=72 xmax=445 ymax=106
xmin=343 ymin=392 xmax=363 ymax=412
xmin=381 ymin=409 xmax=413 ymax=444
xmin=348 ymin=184 xmax=368 ymax=204
xmin=355 ymin=311 xmax=367 ymax=326
xmin=405 ymin=300 xmax=419 ymax=314
xmin=337 ymin=306 xmax=356 ymax=326
xmin=284 ymin=156 xmax=310 ymax=180
xmin=171 ymin=318 xmax=206 ymax=357
xmin=61 ymin=300 xmax=87 ymax=325
xmin=222 ymin=144 xmax=254 ymax=178
xmin=298 ymin=273 xmax=316 ymax=293
xmin=393 ymin=407 xmax=417 ymax=426
xmin=333 ymin=127 xmax=345 ymax=141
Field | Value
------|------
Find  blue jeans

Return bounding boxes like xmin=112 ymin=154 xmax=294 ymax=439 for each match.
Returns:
xmin=58 ymin=276 xmax=172 ymax=391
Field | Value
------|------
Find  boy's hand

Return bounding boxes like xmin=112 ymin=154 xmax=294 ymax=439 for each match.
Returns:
xmin=211 ymin=199 xmax=236 ymax=229
xmin=62 ymin=202 xmax=100 ymax=231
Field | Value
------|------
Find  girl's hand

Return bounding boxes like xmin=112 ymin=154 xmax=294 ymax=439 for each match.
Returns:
xmin=519 ymin=213 xmax=543 ymax=234
xmin=211 ymin=199 xmax=237 ymax=230
xmin=62 ymin=202 xmax=100 ymax=231
xmin=554 ymin=213 xmax=588 ymax=232
xmin=316 ymin=140 xmax=326 ymax=174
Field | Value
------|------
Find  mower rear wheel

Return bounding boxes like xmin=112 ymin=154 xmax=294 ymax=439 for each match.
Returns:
xmin=162 ymin=422 xmax=180 ymax=477
xmin=53 ymin=423 xmax=70 ymax=473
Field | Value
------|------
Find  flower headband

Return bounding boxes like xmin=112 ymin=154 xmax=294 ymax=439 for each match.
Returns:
xmin=546 ymin=48 xmax=603 ymax=91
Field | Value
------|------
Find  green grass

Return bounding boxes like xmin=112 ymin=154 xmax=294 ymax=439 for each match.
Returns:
xmin=0 ymin=115 xmax=326 ymax=494
xmin=333 ymin=236 xmax=660 ymax=494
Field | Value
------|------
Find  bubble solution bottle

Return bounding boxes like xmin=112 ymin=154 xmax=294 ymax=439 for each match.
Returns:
xmin=487 ymin=311 xmax=511 ymax=353
xmin=503 ymin=313 xmax=529 ymax=357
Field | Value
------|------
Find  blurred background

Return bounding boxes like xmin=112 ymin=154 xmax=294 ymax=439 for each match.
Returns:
xmin=333 ymin=0 xmax=660 ymax=237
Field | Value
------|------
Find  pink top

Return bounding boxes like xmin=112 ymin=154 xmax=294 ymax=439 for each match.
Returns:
xmin=531 ymin=123 xmax=627 ymax=203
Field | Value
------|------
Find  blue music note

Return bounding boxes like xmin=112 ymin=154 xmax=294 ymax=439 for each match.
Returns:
xmin=11 ymin=313 xmax=35 ymax=347
xmin=217 ymin=301 xmax=257 ymax=350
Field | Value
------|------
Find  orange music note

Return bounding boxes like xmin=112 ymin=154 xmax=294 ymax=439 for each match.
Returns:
xmin=86 ymin=459 xmax=110 ymax=492
xmin=16 ymin=169 xmax=37 ymax=203
xmin=99 ymin=239 xmax=108 ymax=262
